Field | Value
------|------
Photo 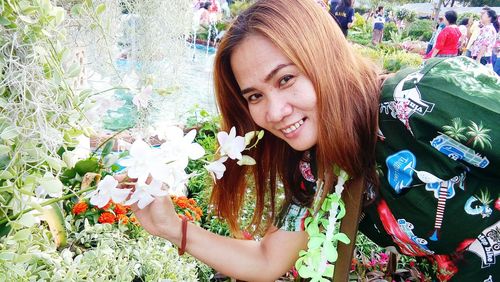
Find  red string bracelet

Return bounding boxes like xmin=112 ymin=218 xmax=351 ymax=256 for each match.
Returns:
xmin=178 ymin=215 xmax=188 ymax=256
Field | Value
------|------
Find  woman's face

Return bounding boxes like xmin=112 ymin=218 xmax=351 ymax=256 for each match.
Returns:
xmin=481 ymin=11 xmax=491 ymax=25
xmin=230 ymin=34 xmax=318 ymax=151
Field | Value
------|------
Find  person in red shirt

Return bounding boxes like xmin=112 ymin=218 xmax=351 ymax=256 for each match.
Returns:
xmin=431 ymin=10 xmax=461 ymax=57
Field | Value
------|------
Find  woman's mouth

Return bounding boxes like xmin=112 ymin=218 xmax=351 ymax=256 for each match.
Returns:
xmin=281 ymin=118 xmax=305 ymax=134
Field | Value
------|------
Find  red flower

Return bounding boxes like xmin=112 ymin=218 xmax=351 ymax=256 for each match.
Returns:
xmin=495 ymin=198 xmax=500 ymax=211
xmin=114 ymin=204 xmax=129 ymax=215
xmin=98 ymin=212 xmax=116 ymax=224
xmin=72 ymin=202 xmax=88 ymax=215
xmin=409 ymin=261 xmax=415 ymax=268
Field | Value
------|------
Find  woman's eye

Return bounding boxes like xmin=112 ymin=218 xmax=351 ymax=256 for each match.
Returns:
xmin=247 ymin=93 xmax=262 ymax=102
xmin=279 ymin=75 xmax=293 ymax=86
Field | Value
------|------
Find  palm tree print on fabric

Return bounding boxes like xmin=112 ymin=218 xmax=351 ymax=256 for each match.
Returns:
xmin=466 ymin=121 xmax=492 ymax=150
xmin=442 ymin=119 xmax=492 ymax=150
xmin=442 ymin=118 xmax=467 ymax=142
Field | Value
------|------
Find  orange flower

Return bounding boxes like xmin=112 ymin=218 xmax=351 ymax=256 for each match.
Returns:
xmin=117 ymin=214 xmax=129 ymax=224
xmin=114 ymin=204 xmax=129 ymax=215
xmin=130 ymin=215 xmax=140 ymax=225
xmin=177 ymin=199 xmax=188 ymax=209
xmin=188 ymin=198 xmax=196 ymax=205
xmin=98 ymin=212 xmax=116 ymax=224
xmin=72 ymin=202 xmax=88 ymax=215
xmin=194 ymin=207 xmax=203 ymax=216
xmin=184 ymin=210 xmax=193 ymax=221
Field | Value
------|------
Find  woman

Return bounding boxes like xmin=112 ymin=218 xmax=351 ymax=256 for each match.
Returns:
xmin=372 ymin=6 xmax=385 ymax=45
xmin=129 ymin=1 xmax=499 ymax=281
xmin=331 ymin=0 xmax=355 ymax=37
xmin=457 ymin=17 xmax=471 ymax=55
xmin=471 ymin=9 xmax=498 ymax=65
xmin=430 ymin=10 xmax=461 ymax=57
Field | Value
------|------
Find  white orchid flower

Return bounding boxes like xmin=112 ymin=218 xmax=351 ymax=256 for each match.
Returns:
xmin=132 ymin=85 xmax=153 ymax=109
xmin=205 ymin=156 xmax=228 ymax=180
xmin=159 ymin=126 xmax=205 ymax=169
xmin=118 ymin=139 xmax=170 ymax=183
xmin=163 ymin=168 xmax=192 ymax=196
xmin=217 ymin=127 xmax=245 ymax=160
xmin=126 ymin=179 xmax=168 ymax=209
xmin=88 ymin=175 xmax=131 ymax=208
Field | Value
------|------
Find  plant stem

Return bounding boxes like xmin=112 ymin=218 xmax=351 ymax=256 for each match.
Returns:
xmin=0 ymin=186 xmax=96 ymax=225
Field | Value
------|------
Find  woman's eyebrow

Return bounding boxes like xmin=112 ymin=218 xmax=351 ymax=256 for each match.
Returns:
xmin=240 ymin=63 xmax=294 ymax=95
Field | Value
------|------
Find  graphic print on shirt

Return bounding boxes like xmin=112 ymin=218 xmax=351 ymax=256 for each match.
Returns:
xmin=379 ymin=71 xmax=434 ymax=134
xmin=464 ymin=189 xmax=494 ymax=218
xmin=467 ymin=221 xmax=500 ymax=269
xmin=377 ymin=199 xmax=435 ymax=256
xmin=299 ymin=159 xmax=315 ymax=183
xmin=433 ymin=118 xmax=492 ymax=168
xmin=385 ymin=150 xmax=416 ymax=194
xmin=425 ymin=172 xmax=466 ymax=241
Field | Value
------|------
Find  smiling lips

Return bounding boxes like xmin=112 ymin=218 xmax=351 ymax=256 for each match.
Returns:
xmin=281 ymin=118 xmax=305 ymax=134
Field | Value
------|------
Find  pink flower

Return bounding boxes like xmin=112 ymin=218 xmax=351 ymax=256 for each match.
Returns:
xmin=379 ymin=252 xmax=389 ymax=264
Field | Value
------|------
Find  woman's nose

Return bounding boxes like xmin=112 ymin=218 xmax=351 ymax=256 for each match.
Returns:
xmin=265 ymin=95 xmax=292 ymax=123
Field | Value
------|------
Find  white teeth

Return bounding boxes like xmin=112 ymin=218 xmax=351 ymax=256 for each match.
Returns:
xmin=282 ymin=119 xmax=304 ymax=134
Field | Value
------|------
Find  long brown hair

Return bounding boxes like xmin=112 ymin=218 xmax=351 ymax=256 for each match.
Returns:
xmin=211 ymin=0 xmax=380 ymax=235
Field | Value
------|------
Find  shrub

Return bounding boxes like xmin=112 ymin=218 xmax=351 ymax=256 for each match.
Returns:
xmin=396 ymin=8 xmax=416 ymax=22
xmin=457 ymin=12 xmax=480 ymax=24
xmin=403 ymin=19 xmax=434 ymax=42
xmin=383 ymin=22 xmax=398 ymax=41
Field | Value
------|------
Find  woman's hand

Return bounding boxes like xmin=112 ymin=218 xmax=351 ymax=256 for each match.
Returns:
xmin=114 ymin=174 xmax=181 ymax=241
xmin=131 ymin=195 xmax=181 ymax=239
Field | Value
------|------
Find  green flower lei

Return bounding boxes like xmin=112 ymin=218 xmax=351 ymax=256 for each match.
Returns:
xmin=295 ymin=167 xmax=350 ymax=281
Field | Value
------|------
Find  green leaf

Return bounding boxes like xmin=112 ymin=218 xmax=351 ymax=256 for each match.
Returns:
xmin=0 ymin=222 xmax=12 ymax=237
xmin=66 ymin=63 xmax=81 ymax=78
xmin=43 ymin=203 xmax=67 ymax=248
xmin=333 ymin=232 xmax=350 ymax=245
xmin=96 ymin=3 xmax=106 ymax=15
xmin=0 ymin=145 xmax=11 ymax=155
xmin=13 ymin=229 xmax=31 ymax=241
xmin=0 ymin=170 xmax=14 ymax=179
xmin=324 ymin=264 xmax=335 ymax=278
xmin=60 ymin=168 xmax=77 ymax=186
xmin=337 ymin=201 xmax=346 ymax=219
xmin=18 ymin=213 xmax=39 ymax=227
xmin=0 ymin=252 xmax=15 ymax=261
xmin=0 ymin=126 xmax=19 ymax=140
xmin=101 ymin=140 xmax=114 ymax=157
xmin=19 ymin=14 xmax=37 ymax=24
xmin=71 ymin=4 xmax=82 ymax=16
xmin=308 ymin=235 xmax=325 ymax=249
xmin=0 ymin=16 xmax=11 ymax=26
xmin=297 ymin=265 xmax=316 ymax=279
xmin=14 ymin=254 xmax=32 ymax=263
xmin=74 ymin=158 xmax=99 ymax=176
xmin=324 ymin=240 xmax=338 ymax=262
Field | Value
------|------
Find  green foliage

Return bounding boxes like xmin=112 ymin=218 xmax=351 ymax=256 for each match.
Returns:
xmin=354 ymin=44 xmax=423 ymax=72
xmin=402 ymin=19 xmax=434 ymax=42
xmin=396 ymin=8 xmax=416 ymax=22
xmin=383 ymin=22 xmax=398 ymax=41
xmin=349 ymin=13 xmax=373 ymax=45
xmin=229 ymin=0 xmax=255 ymax=16
xmin=0 ymin=224 xmax=199 ymax=281
xmin=457 ymin=12 xmax=480 ymax=24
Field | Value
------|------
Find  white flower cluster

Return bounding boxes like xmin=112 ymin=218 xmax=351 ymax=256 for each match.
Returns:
xmin=88 ymin=126 xmax=261 ymax=210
